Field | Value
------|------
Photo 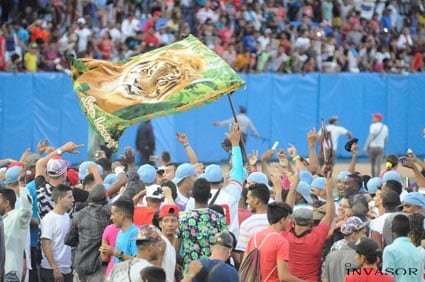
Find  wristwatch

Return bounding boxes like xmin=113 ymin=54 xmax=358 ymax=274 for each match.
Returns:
xmin=56 ymin=148 xmax=63 ymax=156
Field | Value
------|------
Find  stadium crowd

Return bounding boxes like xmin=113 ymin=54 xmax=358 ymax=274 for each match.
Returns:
xmin=0 ymin=117 xmax=424 ymax=281
xmin=1 ymin=0 xmax=425 ymax=74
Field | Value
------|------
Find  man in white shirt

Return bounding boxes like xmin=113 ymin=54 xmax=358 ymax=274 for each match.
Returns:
xmin=318 ymin=116 xmax=352 ymax=164
xmin=0 ymin=173 xmax=32 ymax=282
xmin=363 ymin=113 xmax=389 ymax=177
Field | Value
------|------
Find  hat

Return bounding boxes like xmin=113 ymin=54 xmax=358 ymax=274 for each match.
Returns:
xmin=23 ymin=153 xmax=40 ymax=168
xmin=88 ymin=184 xmax=107 ymax=203
xmin=47 ymin=158 xmax=67 ymax=178
xmin=146 ymin=184 xmax=164 ymax=199
xmin=67 ymin=169 xmax=79 ymax=186
xmin=172 ymin=163 xmax=196 ymax=184
xmin=157 ymin=166 xmax=166 ymax=175
xmin=300 ymin=170 xmax=313 ymax=185
xmin=247 ymin=172 xmax=270 ymax=190
xmin=77 ymin=17 xmax=86 ymax=25
xmin=103 ymin=173 xmax=118 ymax=191
xmin=337 ymin=171 xmax=350 ymax=180
xmin=382 ymin=171 xmax=402 ymax=185
xmin=211 ymin=231 xmax=234 ymax=249
xmin=341 ymin=216 xmax=369 ymax=236
xmin=328 ymin=116 xmax=338 ymax=123
xmin=353 ymin=238 xmax=379 ymax=258
xmin=153 ymin=10 xmax=161 ymax=17
xmin=133 ymin=224 xmax=161 ymax=242
xmin=344 ymin=138 xmax=359 ymax=152
xmin=403 ymin=192 xmax=425 ymax=207
xmin=5 ymin=166 xmax=21 ymax=184
xmin=30 ymin=43 xmax=38 ymax=49
xmin=311 ymin=177 xmax=326 ymax=190
xmin=159 ymin=204 xmax=179 ymax=218
xmin=372 ymin=113 xmax=383 ymax=121
xmin=79 ymin=161 xmax=104 ymax=181
xmin=296 ymin=181 xmax=313 ymax=204
xmin=264 ymin=28 xmax=272 ymax=34
xmin=137 ymin=164 xmax=157 ymax=185
xmin=293 ymin=206 xmax=313 ymax=226
xmin=201 ymin=164 xmax=223 ymax=183
xmin=367 ymin=177 xmax=382 ymax=195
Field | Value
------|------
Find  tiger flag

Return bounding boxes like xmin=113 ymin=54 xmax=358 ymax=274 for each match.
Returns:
xmin=70 ymin=35 xmax=245 ymax=152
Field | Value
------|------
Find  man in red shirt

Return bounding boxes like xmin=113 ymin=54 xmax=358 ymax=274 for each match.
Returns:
xmin=244 ymin=202 xmax=303 ymax=282
xmin=283 ymin=176 xmax=335 ymax=282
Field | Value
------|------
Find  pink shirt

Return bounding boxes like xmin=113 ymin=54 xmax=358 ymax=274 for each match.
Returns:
xmin=102 ymin=224 xmax=120 ymax=276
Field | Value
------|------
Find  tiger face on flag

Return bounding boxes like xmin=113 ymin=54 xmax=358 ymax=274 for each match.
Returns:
xmin=70 ymin=35 xmax=245 ymax=151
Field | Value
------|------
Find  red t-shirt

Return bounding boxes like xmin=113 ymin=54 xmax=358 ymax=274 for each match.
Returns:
xmin=282 ymin=222 xmax=329 ymax=282
xmin=245 ymin=228 xmax=289 ymax=282
xmin=344 ymin=268 xmax=395 ymax=282
xmin=133 ymin=206 xmax=155 ymax=226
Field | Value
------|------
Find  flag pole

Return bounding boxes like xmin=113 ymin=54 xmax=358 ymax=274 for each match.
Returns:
xmin=226 ymin=93 xmax=248 ymax=162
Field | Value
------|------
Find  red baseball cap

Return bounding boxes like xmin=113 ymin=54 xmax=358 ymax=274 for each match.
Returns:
xmin=159 ymin=204 xmax=179 ymax=219
xmin=67 ymin=169 xmax=79 ymax=186
xmin=372 ymin=112 xmax=383 ymax=121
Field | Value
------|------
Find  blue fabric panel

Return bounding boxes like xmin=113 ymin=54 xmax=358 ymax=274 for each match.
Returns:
xmin=406 ymin=74 xmax=425 ymax=154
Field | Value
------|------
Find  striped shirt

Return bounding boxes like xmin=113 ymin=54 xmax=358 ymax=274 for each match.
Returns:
xmin=236 ymin=213 xmax=268 ymax=252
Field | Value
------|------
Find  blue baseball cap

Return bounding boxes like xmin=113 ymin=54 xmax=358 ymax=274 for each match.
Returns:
xmin=103 ymin=173 xmax=118 ymax=191
xmin=79 ymin=161 xmax=104 ymax=181
xmin=200 ymin=164 xmax=223 ymax=183
xmin=300 ymin=170 xmax=313 ymax=185
xmin=382 ymin=171 xmax=402 ymax=185
xmin=247 ymin=172 xmax=271 ymax=190
xmin=337 ymin=171 xmax=350 ymax=180
xmin=297 ymin=181 xmax=313 ymax=204
xmin=137 ymin=164 xmax=157 ymax=185
xmin=311 ymin=177 xmax=326 ymax=190
xmin=5 ymin=166 xmax=21 ymax=184
xmin=172 ymin=163 xmax=196 ymax=184
xmin=367 ymin=177 xmax=382 ymax=195
xmin=403 ymin=192 xmax=425 ymax=207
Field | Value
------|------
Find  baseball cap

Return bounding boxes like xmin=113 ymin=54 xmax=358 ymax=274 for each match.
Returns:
xmin=172 ymin=163 xmax=196 ymax=184
xmin=300 ymin=170 xmax=313 ymax=185
xmin=47 ymin=158 xmax=67 ymax=178
xmin=79 ymin=161 xmax=104 ymax=181
xmin=341 ymin=216 xmax=369 ymax=236
xmin=103 ymin=173 xmax=118 ymax=191
xmin=382 ymin=171 xmax=402 ymax=185
xmin=293 ymin=206 xmax=313 ymax=226
xmin=372 ymin=113 xmax=383 ymax=121
xmin=403 ymin=192 xmax=425 ymax=207
xmin=133 ymin=224 xmax=161 ymax=242
xmin=157 ymin=166 xmax=166 ymax=175
xmin=311 ymin=177 xmax=326 ymax=190
xmin=67 ymin=169 xmax=79 ymax=186
xmin=247 ymin=172 xmax=271 ymax=190
xmin=352 ymin=237 xmax=379 ymax=258
xmin=23 ymin=153 xmax=40 ymax=168
xmin=296 ymin=181 xmax=313 ymax=204
xmin=367 ymin=177 xmax=382 ymax=195
xmin=146 ymin=184 xmax=164 ymax=199
xmin=344 ymin=138 xmax=359 ymax=152
xmin=211 ymin=231 xmax=234 ymax=249
xmin=77 ymin=17 xmax=86 ymax=25
xmin=159 ymin=204 xmax=179 ymax=218
xmin=5 ymin=166 xmax=21 ymax=184
xmin=200 ymin=164 xmax=223 ymax=183
xmin=337 ymin=171 xmax=350 ymax=180
xmin=137 ymin=164 xmax=157 ymax=185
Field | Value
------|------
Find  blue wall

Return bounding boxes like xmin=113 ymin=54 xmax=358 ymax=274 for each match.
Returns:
xmin=1 ymin=73 xmax=424 ymax=164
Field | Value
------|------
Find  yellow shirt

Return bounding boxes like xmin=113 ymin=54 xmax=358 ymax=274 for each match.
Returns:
xmin=24 ymin=52 xmax=37 ymax=72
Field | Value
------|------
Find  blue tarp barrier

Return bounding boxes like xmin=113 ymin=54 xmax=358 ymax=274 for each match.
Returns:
xmin=1 ymin=73 xmax=424 ymax=164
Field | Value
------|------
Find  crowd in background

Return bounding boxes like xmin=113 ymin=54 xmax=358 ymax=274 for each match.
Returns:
xmin=1 ymin=0 xmax=425 ymax=74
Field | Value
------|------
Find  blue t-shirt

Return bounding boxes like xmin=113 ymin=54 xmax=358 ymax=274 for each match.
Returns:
xmin=114 ymin=224 xmax=138 ymax=264
xmin=193 ymin=258 xmax=239 ymax=282
xmin=27 ymin=180 xmax=40 ymax=247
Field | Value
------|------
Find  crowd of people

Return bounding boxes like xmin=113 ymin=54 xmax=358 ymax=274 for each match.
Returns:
xmin=1 ymin=0 xmax=425 ymax=74
xmin=0 ymin=115 xmax=424 ymax=281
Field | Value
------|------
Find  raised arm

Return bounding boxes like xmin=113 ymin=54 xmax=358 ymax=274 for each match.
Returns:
xmin=321 ymin=177 xmax=336 ymax=228
xmin=176 ymin=133 xmax=199 ymax=164
xmin=307 ymin=129 xmax=319 ymax=174
xmin=285 ymin=170 xmax=299 ymax=208
xmin=347 ymin=142 xmax=358 ymax=174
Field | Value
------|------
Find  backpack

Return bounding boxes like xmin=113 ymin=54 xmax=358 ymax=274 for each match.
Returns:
xmin=239 ymin=232 xmax=277 ymax=282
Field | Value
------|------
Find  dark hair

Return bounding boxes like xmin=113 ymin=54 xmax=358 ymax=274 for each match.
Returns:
xmin=408 ymin=213 xmax=425 ymax=247
xmin=82 ymin=174 xmax=95 ymax=187
xmin=209 ymin=204 xmax=225 ymax=216
xmin=140 ymin=266 xmax=166 ymax=282
xmin=347 ymin=174 xmax=363 ymax=190
xmin=385 ymin=154 xmax=399 ymax=170
xmin=161 ymin=151 xmax=171 ymax=164
xmin=52 ymin=184 xmax=72 ymax=203
xmin=392 ymin=214 xmax=410 ymax=237
xmin=112 ymin=198 xmax=135 ymax=220
xmin=248 ymin=183 xmax=270 ymax=205
xmin=166 ymin=162 xmax=179 ymax=170
xmin=162 ymin=181 xmax=177 ymax=200
xmin=383 ymin=180 xmax=402 ymax=195
xmin=192 ymin=178 xmax=211 ymax=204
xmin=0 ymin=188 xmax=16 ymax=209
xmin=96 ymin=157 xmax=112 ymax=172
xmin=267 ymin=202 xmax=292 ymax=224
xmin=383 ymin=190 xmax=401 ymax=209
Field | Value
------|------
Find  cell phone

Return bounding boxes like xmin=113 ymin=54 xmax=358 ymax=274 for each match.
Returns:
xmin=399 ymin=157 xmax=407 ymax=166
xmin=272 ymin=141 xmax=279 ymax=151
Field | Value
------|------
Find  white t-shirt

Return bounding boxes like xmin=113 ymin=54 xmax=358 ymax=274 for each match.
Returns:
xmin=368 ymin=122 xmax=389 ymax=148
xmin=370 ymin=212 xmax=391 ymax=234
xmin=161 ymin=234 xmax=176 ymax=282
xmin=40 ymin=211 xmax=72 ymax=273
xmin=235 ymin=213 xmax=268 ymax=252
xmin=320 ymin=124 xmax=349 ymax=151
xmin=109 ymin=258 xmax=152 ymax=282
xmin=75 ymin=28 xmax=92 ymax=53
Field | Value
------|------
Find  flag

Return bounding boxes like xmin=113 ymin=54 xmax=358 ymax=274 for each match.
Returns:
xmin=70 ymin=35 xmax=245 ymax=151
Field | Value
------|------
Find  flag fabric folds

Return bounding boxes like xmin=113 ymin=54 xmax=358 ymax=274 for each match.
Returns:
xmin=70 ymin=35 xmax=245 ymax=151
